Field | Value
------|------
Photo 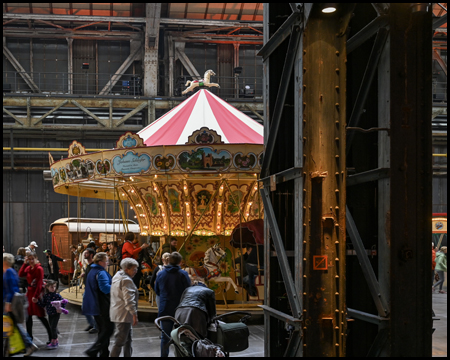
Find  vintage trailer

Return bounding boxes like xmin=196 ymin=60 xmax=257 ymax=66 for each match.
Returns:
xmin=49 ymin=217 xmax=140 ymax=282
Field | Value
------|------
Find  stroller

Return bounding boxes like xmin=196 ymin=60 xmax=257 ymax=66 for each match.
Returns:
xmin=155 ymin=311 xmax=251 ymax=357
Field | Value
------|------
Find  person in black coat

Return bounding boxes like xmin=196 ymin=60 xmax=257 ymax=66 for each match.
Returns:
xmin=175 ymin=282 xmax=216 ymax=338
xmin=43 ymin=249 xmax=67 ymax=286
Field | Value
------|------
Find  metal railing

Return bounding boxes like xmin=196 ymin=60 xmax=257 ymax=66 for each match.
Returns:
xmin=3 ymin=71 xmax=142 ymax=96
xmin=3 ymin=71 xmax=264 ymax=99
xmin=432 ymin=82 xmax=447 ymax=103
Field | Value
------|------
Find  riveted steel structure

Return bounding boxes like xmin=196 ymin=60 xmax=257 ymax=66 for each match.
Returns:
xmin=261 ymin=3 xmax=433 ymax=357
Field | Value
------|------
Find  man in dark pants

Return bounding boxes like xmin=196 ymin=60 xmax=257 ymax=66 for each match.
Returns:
xmin=43 ymin=249 xmax=67 ymax=288
xmin=155 ymin=252 xmax=191 ymax=357
xmin=82 ymin=252 xmax=114 ymax=357
xmin=245 ymin=245 xmax=264 ymax=297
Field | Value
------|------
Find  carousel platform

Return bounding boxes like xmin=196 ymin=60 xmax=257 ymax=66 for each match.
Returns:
xmin=60 ymin=286 xmax=264 ymax=315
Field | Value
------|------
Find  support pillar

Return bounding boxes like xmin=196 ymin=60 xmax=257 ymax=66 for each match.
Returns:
xmin=143 ymin=3 xmax=161 ymax=97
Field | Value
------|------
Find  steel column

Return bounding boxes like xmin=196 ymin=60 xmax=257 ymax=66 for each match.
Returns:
xmin=301 ymin=6 xmax=348 ymax=356
xmin=143 ymin=3 xmax=161 ymax=97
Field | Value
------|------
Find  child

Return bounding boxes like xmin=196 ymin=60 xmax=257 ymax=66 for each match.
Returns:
xmin=33 ymin=280 xmax=68 ymax=349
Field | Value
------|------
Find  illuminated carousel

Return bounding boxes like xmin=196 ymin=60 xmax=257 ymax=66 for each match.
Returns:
xmin=52 ymin=84 xmax=265 ymax=312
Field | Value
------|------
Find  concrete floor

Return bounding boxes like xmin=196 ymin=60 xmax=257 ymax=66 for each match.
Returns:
xmin=14 ymin=290 xmax=446 ymax=357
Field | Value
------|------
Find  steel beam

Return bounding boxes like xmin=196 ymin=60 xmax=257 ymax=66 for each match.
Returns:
xmin=347 ymin=308 xmax=389 ymax=325
xmin=257 ymin=10 xmax=301 ymax=61
xmin=143 ymin=3 xmax=161 ymax=97
xmin=2 ymin=96 xmax=263 ymax=111
xmin=3 ymin=13 xmax=263 ymax=28
xmin=347 ymin=15 xmax=388 ymax=54
xmin=260 ymin=187 xmax=303 ymax=319
xmin=432 ymin=13 xmax=448 ymax=30
xmin=3 ymin=107 xmax=24 ymax=125
xmin=301 ymin=7 xmax=349 ymax=356
xmin=433 ymin=49 xmax=447 ymax=76
xmin=98 ymin=42 xmax=141 ymax=95
xmin=346 ymin=207 xmax=389 ymax=317
xmin=31 ymin=100 xmax=69 ymax=126
xmin=175 ymin=47 xmax=201 ymax=79
xmin=347 ymin=167 xmax=390 ymax=186
xmin=346 ymin=28 xmax=389 ymax=154
xmin=3 ymin=45 xmax=40 ymax=93
xmin=260 ymin=24 xmax=302 ymax=178
xmin=70 ymin=100 xmax=108 ymax=127
xmin=114 ymin=102 xmax=148 ymax=127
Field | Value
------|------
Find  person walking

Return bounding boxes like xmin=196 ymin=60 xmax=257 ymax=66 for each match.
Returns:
xmin=175 ymin=281 xmax=216 ymax=338
xmin=18 ymin=251 xmax=52 ymax=344
xmin=432 ymin=243 xmax=437 ymax=291
xmin=150 ymin=252 xmax=170 ymax=308
xmin=43 ymin=249 xmax=67 ymax=286
xmin=81 ymin=247 xmax=98 ymax=334
xmin=110 ymin=257 xmax=140 ymax=357
xmin=155 ymin=252 xmax=191 ymax=357
xmin=83 ymin=252 xmax=114 ymax=357
xmin=25 ymin=241 xmax=38 ymax=253
xmin=14 ymin=248 xmax=28 ymax=293
xmin=33 ymin=280 xmax=68 ymax=349
xmin=122 ymin=232 xmax=149 ymax=289
xmin=3 ymin=253 xmax=38 ymax=356
xmin=433 ymin=246 xmax=447 ymax=294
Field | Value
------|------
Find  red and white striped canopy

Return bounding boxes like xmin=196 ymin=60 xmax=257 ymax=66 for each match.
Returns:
xmin=137 ymin=89 xmax=264 ymax=146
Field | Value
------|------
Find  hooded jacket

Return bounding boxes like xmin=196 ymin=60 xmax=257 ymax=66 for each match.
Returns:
xmin=110 ymin=270 xmax=139 ymax=323
xmin=82 ymin=264 xmax=112 ymax=316
xmin=435 ymin=251 xmax=447 ymax=272
xmin=155 ymin=264 xmax=191 ymax=317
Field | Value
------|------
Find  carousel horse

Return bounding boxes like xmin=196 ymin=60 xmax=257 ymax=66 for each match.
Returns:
xmin=185 ymin=244 xmax=239 ymax=294
xmin=182 ymin=69 xmax=220 ymax=95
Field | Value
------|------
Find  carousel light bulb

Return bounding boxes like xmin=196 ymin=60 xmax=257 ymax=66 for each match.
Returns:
xmin=249 ymin=202 xmax=253 ymax=206
xmin=151 ymin=232 xmax=154 ymax=235
xmin=185 ymin=202 xmax=189 ymax=205
xmin=218 ymin=212 xmax=221 ymax=216
xmin=164 ymin=225 xmax=167 ymax=229
xmin=246 ymin=213 xmax=249 ymax=217
xmin=122 ymin=193 xmax=125 ymax=196
xmin=202 ymin=231 xmax=206 ymax=235
xmin=187 ymin=212 xmax=190 ymax=217
xmin=187 ymin=225 xmax=191 ymax=229
xmin=131 ymin=189 xmax=134 ymax=193
xmin=154 ymin=175 xmax=158 ymax=178
xmin=218 ymin=202 xmax=222 ymax=205
xmin=130 ymin=206 xmax=133 ymax=209
xmin=130 ymin=177 xmax=133 ymax=181
xmin=159 ymin=202 xmax=162 ymax=206
xmin=134 ymin=215 xmax=137 ymax=218
xmin=184 ymin=186 xmax=187 ymax=190
xmin=154 ymin=187 xmax=157 ymax=191
xmin=220 ymin=186 xmax=224 ymax=190
xmin=254 ymin=186 xmax=258 ymax=191
xmin=217 ymin=225 xmax=220 ymax=229
xmin=162 ymin=213 xmax=165 ymax=217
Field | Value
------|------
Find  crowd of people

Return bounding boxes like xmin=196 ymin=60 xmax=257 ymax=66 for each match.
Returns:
xmin=2 ymin=233 xmax=226 ymax=357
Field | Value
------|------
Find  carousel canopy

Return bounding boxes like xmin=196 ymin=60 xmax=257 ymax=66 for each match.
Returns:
xmin=137 ymin=89 xmax=264 ymax=146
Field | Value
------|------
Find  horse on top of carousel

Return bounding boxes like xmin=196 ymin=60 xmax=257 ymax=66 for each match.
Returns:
xmin=182 ymin=69 xmax=220 ymax=95
xmin=185 ymin=243 xmax=239 ymax=294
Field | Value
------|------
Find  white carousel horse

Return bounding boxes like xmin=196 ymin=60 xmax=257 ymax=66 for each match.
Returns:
xmin=185 ymin=244 xmax=239 ymax=294
xmin=182 ymin=69 xmax=220 ymax=95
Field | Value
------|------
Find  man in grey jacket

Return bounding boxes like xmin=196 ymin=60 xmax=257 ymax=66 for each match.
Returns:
xmin=109 ymin=257 xmax=139 ymax=357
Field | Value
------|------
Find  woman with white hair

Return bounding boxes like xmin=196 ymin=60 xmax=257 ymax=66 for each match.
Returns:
xmin=109 ymin=257 xmax=140 ymax=357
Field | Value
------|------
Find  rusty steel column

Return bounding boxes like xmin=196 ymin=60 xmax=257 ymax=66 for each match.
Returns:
xmin=302 ymin=7 xmax=348 ymax=357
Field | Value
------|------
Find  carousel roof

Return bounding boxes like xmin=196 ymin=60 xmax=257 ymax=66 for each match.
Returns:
xmin=137 ymin=89 xmax=264 ymax=146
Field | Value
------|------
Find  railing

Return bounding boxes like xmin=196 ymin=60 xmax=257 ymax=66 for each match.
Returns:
xmin=3 ymin=71 xmax=264 ymax=99
xmin=3 ymin=71 xmax=142 ymax=96
xmin=432 ymin=82 xmax=447 ymax=103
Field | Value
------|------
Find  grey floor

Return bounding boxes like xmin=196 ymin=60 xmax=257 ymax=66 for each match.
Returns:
xmin=15 ymin=292 xmax=446 ymax=357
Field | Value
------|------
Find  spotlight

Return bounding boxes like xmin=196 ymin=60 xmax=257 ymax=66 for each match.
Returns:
xmin=322 ymin=3 xmax=337 ymax=13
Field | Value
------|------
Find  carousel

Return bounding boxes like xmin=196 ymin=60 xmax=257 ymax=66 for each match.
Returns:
xmin=52 ymin=75 xmax=265 ymax=313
